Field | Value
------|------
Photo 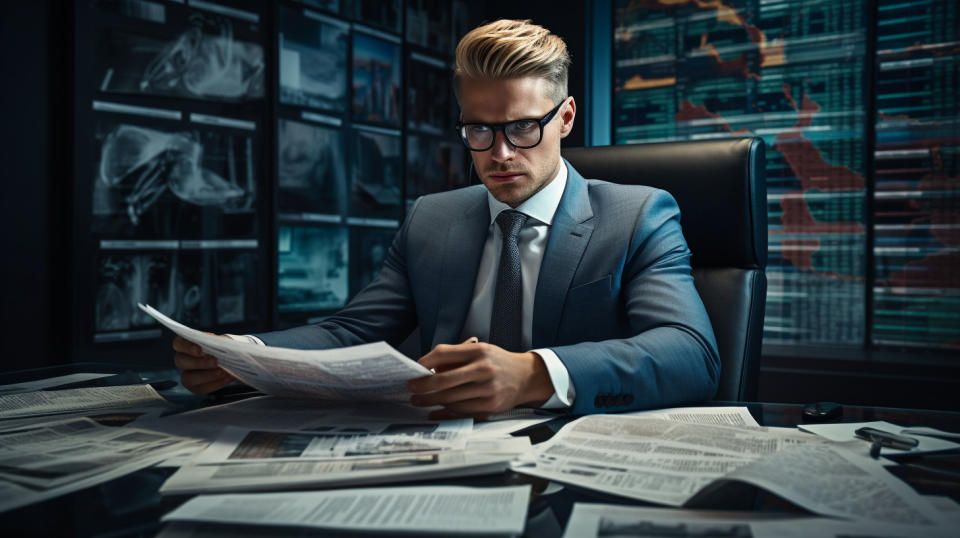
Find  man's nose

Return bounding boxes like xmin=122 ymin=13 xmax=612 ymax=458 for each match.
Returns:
xmin=489 ymin=130 xmax=516 ymax=162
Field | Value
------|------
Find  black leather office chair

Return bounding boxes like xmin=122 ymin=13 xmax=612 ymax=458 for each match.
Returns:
xmin=563 ymin=138 xmax=767 ymax=401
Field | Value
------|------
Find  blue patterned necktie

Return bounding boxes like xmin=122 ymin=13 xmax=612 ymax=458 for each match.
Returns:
xmin=489 ymin=210 xmax=529 ymax=352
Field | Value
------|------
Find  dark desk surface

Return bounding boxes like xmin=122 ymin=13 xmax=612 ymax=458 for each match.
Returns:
xmin=2 ymin=363 xmax=959 ymax=536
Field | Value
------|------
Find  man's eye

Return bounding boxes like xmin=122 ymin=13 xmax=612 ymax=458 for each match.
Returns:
xmin=467 ymin=125 xmax=491 ymax=134
xmin=512 ymin=120 xmax=536 ymax=131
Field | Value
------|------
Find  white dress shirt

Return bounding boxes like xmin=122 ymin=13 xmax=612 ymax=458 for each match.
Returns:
xmin=235 ymin=162 xmax=576 ymax=408
xmin=459 ymin=163 xmax=575 ymax=408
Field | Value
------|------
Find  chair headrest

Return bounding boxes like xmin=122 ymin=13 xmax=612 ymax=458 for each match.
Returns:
xmin=563 ymin=138 xmax=767 ymax=269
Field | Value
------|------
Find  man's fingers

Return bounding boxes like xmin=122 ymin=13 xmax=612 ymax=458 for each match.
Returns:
xmin=172 ymin=336 xmax=203 ymax=356
xmin=418 ymin=341 xmax=492 ymax=370
xmin=181 ymin=368 xmax=228 ymax=390
xmin=174 ymin=352 xmax=218 ymax=371
xmin=408 ymin=360 xmax=492 ymax=394
xmin=185 ymin=373 xmax=234 ymax=395
xmin=410 ymin=381 xmax=490 ymax=407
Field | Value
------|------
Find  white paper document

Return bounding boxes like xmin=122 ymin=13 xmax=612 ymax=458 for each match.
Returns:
xmin=0 ymin=373 xmax=115 ymax=395
xmin=162 ymin=485 xmax=531 ymax=536
xmin=799 ymin=420 xmax=960 ymax=455
xmin=138 ymin=303 xmax=430 ymax=401
xmin=0 ymin=384 xmax=167 ymax=420
xmin=563 ymin=504 xmax=956 ymax=538
xmin=625 ymin=406 xmax=760 ymax=427
xmin=160 ymin=435 xmax=528 ymax=495
xmin=0 ymin=417 xmax=201 ymax=512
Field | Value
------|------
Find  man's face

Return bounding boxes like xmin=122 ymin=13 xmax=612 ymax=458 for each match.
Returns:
xmin=458 ymin=76 xmax=576 ymax=208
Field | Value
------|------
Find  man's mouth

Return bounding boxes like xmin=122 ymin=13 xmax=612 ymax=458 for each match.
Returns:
xmin=487 ymin=171 xmax=525 ymax=183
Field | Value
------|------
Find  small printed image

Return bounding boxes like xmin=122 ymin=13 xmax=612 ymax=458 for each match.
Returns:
xmin=406 ymin=133 xmax=468 ymax=200
xmin=350 ymin=128 xmax=402 ymax=218
xmin=278 ymin=4 xmax=349 ymax=112
xmin=96 ymin=8 xmax=265 ymax=101
xmin=348 ymin=0 xmax=401 ymax=34
xmin=277 ymin=119 xmax=348 ymax=216
xmin=407 ymin=53 xmax=455 ymax=135
xmin=278 ymin=225 xmax=349 ymax=312
xmin=350 ymin=226 xmax=396 ymax=294
xmin=405 ymin=0 xmax=452 ymax=53
xmin=92 ymin=117 xmax=257 ymax=237
xmin=352 ymin=32 xmax=402 ymax=126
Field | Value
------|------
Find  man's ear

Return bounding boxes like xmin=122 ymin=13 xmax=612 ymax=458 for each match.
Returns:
xmin=559 ymin=97 xmax=576 ymax=139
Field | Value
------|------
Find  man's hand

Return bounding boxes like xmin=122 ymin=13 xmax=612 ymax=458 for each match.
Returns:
xmin=172 ymin=335 xmax=234 ymax=394
xmin=407 ymin=338 xmax=555 ymax=419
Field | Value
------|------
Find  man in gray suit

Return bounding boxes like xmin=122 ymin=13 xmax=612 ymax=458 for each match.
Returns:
xmin=174 ymin=19 xmax=720 ymax=419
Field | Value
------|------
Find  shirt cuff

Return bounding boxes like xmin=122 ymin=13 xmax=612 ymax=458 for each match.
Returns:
xmin=531 ymin=348 xmax=575 ymax=409
xmin=225 ymin=334 xmax=265 ymax=346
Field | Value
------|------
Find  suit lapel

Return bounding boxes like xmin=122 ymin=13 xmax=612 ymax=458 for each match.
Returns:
xmin=532 ymin=161 xmax=595 ymax=348
xmin=432 ymin=190 xmax=490 ymax=347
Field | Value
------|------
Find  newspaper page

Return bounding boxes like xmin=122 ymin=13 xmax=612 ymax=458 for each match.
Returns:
xmin=562 ymin=503 xmax=956 ymax=538
xmin=0 ymin=373 xmax=115 ymax=395
xmin=514 ymin=415 xmax=818 ymax=506
xmin=0 ymin=418 xmax=202 ymax=512
xmin=626 ymin=406 xmax=760 ymax=427
xmin=193 ymin=423 xmax=472 ymax=464
xmin=162 ymin=485 xmax=531 ymax=536
xmin=160 ymin=437 xmax=529 ymax=495
xmin=690 ymin=441 xmax=950 ymax=527
xmin=0 ymin=384 xmax=167 ymax=420
xmin=138 ymin=304 xmax=430 ymax=401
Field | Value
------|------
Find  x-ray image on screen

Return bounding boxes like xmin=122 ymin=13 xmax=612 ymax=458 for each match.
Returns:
xmin=405 ymin=0 xmax=452 ymax=53
xmin=277 ymin=119 xmax=348 ymax=216
xmin=95 ymin=253 xmax=177 ymax=334
xmin=96 ymin=10 xmax=265 ymax=101
xmin=91 ymin=118 xmax=257 ymax=237
xmin=406 ymin=134 xmax=468 ymax=201
xmin=216 ymin=251 xmax=255 ymax=324
xmin=278 ymin=5 xmax=348 ymax=112
xmin=350 ymin=128 xmax=401 ymax=218
xmin=278 ymin=226 xmax=349 ymax=312
xmin=350 ymin=226 xmax=395 ymax=295
xmin=352 ymin=32 xmax=402 ymax=126
xmin=407 ymin=54 xmax=454 ymax=135
xmin=348 ymin=0 xmax=401 ymax=34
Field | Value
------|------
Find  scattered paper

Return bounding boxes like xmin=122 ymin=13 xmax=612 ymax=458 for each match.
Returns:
xmin=799 ymin=421 xmax=960 ymax=455
xmin=563 ymin=503 xmax=956 ymax=538
xmin=138 ymin=304 xmax=430 ymax=401
xmin=0 ymin=418 xmax=201 ymax=513
xmin=162 ymin=485 xmax=531 ymax=536
xmin=0 ymin=384 xmax=167 ymax=420
xmin=0 ymin=373 xmax=115 ymax=395
xmin=626 ymin=406 xmax=760 ymax=427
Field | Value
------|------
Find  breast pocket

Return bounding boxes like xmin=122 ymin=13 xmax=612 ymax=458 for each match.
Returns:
xmin=559 ymin=274 xmax=621 ymax=344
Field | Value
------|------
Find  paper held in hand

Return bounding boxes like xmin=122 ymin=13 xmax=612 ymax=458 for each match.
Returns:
xmin=138 ymin=303 xmax=430 ymax=401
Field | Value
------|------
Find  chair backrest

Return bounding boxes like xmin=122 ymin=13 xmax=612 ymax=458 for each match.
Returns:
xmin=563 ymin=138 xmax=767 ymax=401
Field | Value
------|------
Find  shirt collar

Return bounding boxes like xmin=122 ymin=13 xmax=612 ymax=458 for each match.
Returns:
xmin=486 ymin=160 xmax=568 ymax=226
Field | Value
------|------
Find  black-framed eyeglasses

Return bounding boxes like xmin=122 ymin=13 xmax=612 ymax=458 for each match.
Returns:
xmin=455 ymin=99 xmax=567 ymax=152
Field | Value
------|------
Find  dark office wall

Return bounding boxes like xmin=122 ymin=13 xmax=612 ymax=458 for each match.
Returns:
xmin=0 ymin=3 xmax=69 ymax=372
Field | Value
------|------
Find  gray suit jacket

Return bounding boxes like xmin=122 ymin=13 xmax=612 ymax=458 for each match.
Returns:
xmin=257 ymin=160 xmax=720 ymax=414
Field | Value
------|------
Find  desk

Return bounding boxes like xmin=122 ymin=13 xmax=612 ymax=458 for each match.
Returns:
xmin=1 ymin=363 xmax=959 ymax=536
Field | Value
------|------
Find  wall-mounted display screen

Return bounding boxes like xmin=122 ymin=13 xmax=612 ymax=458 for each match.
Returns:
xmin=405 ymin=0 xmax=451 ymax=53
xmin=350 ymin=126 xmax=402 ymax=220
xmin=95 ymin=3 xmax=265 ymax=101
xmin=348 ymin=0 xmax=401 ymax=35
xmin=352 ymin=30 xmax=402 ymax=126
xmin=406 ymin=133 xmax=467 ymax=202
xmin=278 ymin=5 xmax=349 ymax=112
xmin=277 ymin=118 xmax=347 ymax=216
xmin=350 ymin=226 xmax=396 ymax=295
xmin=277 ymin=225 xmax=349 ymax=312
xmin=407 ymin=52 xmax=454 ymax=135
xmin=91 ymin=107 xmax=258 ymax=238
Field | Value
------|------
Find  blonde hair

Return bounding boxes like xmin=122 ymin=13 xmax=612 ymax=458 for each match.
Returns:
xmin=454 ymin=19 xmax=570 ymax=104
